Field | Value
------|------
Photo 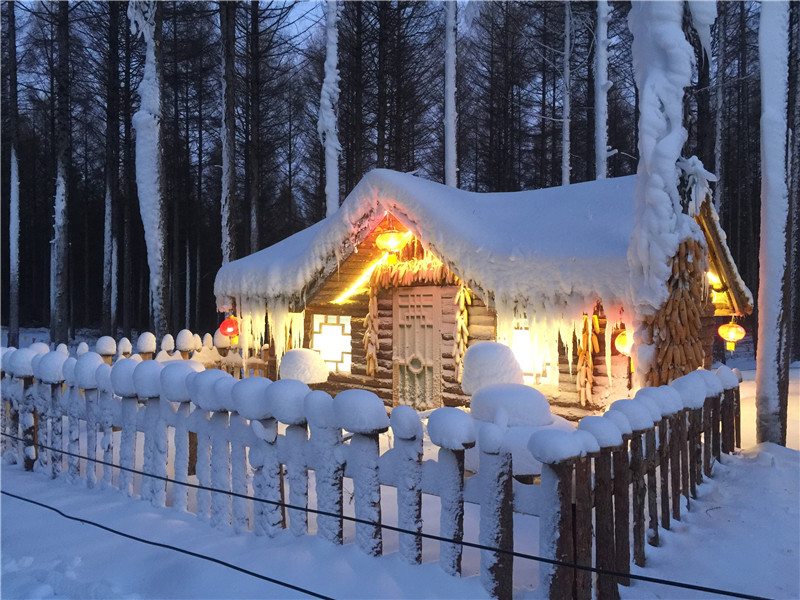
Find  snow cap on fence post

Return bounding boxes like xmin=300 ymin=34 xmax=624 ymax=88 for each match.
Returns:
xmin=390 ymin=404 xmax=423 ymax=441
xmin=714 ymin=365 xmax=739 ymax=390
xmin=176 ymin=329 xmax=194 ymax=354
xmin=96 ymin=336 xmax=117 ymax=364
xmin=1 ymin=347 xmax=17 ymax=375
xmin=9 ymin=347 xmax=40 ymax=379
xmin=333 ymin=389 xmax=389 ymax=434
xmin=160 ymin=360 xmax=204 ymax=403
xmin=231 ymin=376 xmax=273 ymax=420
xmin=692 ymin=368 xmax=724 ymax=397
xmin=427 ymin=407 xmax=476 ymax=450
xmin=266 ymin=378 xmax=310 ymax=426
xmin=214 ymin=373 xmax=238 ymax=412
xmin=133 ymin=359 xmax=165 ymax=399
xmin=95 ymin=363 xmax=113 ymax=394
xmin=669 ymin=372 xmax=707 ymax=409
xmin=304 ymin=390 xmax=338 ymax=429
xmin=188 ymin=369 xmax=229 ymax=411
xmin=528 ymin=429 xmax=583 ymax=464
xmin=578 ymin=415 xmax=623 ymax=448
xmin=603 ymin=409 xmax=633 ymax=436
xmin=608 ymin=399 xmax=655 ymax=432
xmin=279 ymin=348 xmax=329 ymax=384
xmin=470 ymin=383 xmax=552 ymax=427
xmin=202 ymin=333 xmax=214 ymax=349
xmin=62 ymin=357 xmax=78 ymax=388
xmin=75 ymin=352 xmax=105 ymax=390
xmin=213 ymin=329 xmax=231 ymax=350
xmin=460 ymin=342 xmax=524 ymax=396
xmin=37 ymin=350 xmax=69 ymax=385
xmin=161 ymin=334 xmax=175 ymax=354
xmin=117 ymin=337 xmax=133 ymax=358
xmin=110 ymin=356 xmax=142 ymax=398
xmin=76 ymin=342 xmax=89 ymax=356
xmin=632 ymin=388 xmax=663 ymax=423
xmin=136 ymin=332 xmax=157 ymax=359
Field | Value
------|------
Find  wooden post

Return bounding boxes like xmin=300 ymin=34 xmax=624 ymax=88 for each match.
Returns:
xmin=630 ymin=431 xmax=646 ymax=566
xmin=711 ymin=392 xmax=721 ymax=463
xmin=350 ymin=431 xmax=383 ymax=556
xmin=50 ymin=383 xmax=64 ymax=478
xmin=85 ymin=387 xmax=99 ymax=488
xmin=479 ymin=424 xmax=513 ymax=600
xmin=20 ymin=376 xmax=36 ymax=471
xmin=573 ymin=455 xmax=593 ymax=599
xmin=209 ymin=410 xmax=232 ymax=528
xmin=390 ymin=406 xmax=423 ymax=563
xmin=670 ymin=413 xmax=682 ymax=521
xmin=721 ymin=388 xmax=735 ymax=454
xmin=702 ymin=396 xmax=712 ymax=477
xmin=596 ymin=448 xmax=619 ymax=598
xmin=173 ymin=401 xmax=192 ymax=512
xmin=284 ymin=423 xmax=309 ymax=536
xmin=679 ymin=410 xmax=690 ymax=511
xmin=687 ymin=408 xmax=702 ymax=498
xmin=733 ymin=385 xmax=741 ymax=449
xmin=658 ymin=418 xmax=670 ymax=531
xmin=644 ymin=425 xmax=659 ymax=547
xmin=229 ymin=412 xmax=251 ymax=534
xmin=118 ymin=394 xmax=139 ymax=496
xmin=33 ymin=381 xmax=50 ymax=473
xmin=250 ymin=417 xmax=282 ymax=537
xmin=547 ymin=460 xmax=577 ymax=600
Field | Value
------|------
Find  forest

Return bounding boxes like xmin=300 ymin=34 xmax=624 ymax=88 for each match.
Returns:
xmin=1 ymin=1 xmax=798 ymax=360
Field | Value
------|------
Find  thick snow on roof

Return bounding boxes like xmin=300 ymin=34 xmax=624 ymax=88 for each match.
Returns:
xmin=215 ymin=171 xmax=637 ymax=321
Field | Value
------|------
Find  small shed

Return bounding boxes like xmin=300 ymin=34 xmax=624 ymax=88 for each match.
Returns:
xmin=214 ymin=170 xmax=752 ymax=417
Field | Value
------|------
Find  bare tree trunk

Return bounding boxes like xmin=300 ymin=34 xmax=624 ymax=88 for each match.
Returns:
xmin=220 ymin=1 xmax=237 ymax=264
xmin=561 ymin=1 xmax=571 ymax=186
xmin=103 ymin=2 xmax=121 ymax=335
xmin=51 ymin=1 xmax=71 ymax=345
xmin=248 ymin=1 xmax=260 ymax=254
xmin=7 ymin=1 xmax=20 ymax=347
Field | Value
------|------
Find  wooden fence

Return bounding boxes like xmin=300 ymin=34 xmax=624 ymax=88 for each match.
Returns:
xmin=0 ymin=340 xmax=741 ymax=600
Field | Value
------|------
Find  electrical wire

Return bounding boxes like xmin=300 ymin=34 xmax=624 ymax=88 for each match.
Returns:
xmin=1 ymin=431 xmax=770 ymax=600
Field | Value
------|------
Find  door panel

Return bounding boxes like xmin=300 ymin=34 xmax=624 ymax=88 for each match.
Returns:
xmin=393 ymin=287 xmax=442 ymax=410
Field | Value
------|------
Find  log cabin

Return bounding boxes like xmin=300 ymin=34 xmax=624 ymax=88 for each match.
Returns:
xmin=214 ymin=170 xmax=752 ymax=420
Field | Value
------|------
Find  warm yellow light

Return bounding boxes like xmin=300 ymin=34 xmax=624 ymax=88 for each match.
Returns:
xmin=376 ymin=230 xmax=412 ymax=253
xmin=614 ymin=330 xmax=633 ymax=356
xmin=332 ymin=254 xmax=389 ymax=304
xmin=718 ymin=321 xmax=745 ymax=352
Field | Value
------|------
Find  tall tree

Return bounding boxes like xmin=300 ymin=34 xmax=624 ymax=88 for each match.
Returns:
xmin=129 ymin=0 xmax=168 ymax=338
xmin=319 ymin=0 xmax=341 ymax=217
xmin=755 ymin=0 xmax=791 ymax=445
xmin=6 ymin=1 xmax=20 ymax=347
xmin=102 ymin=2 xmax=121 ymax=334
xmin=444 ymin=0 xmax=457 ymax=187
xmin=220 ymin=1 xmax=236 ymax=264
xmin=594 ymin=0 xmax=610 ymax=180
xmin=561 ymin=1 xmax=571 ymax=185
xmin=51 ymin=0 xmax=71 ymax=344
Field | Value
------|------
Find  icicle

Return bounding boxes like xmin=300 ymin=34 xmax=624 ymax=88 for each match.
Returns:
xmin=605 ymin=315 xmax=613 ymax=394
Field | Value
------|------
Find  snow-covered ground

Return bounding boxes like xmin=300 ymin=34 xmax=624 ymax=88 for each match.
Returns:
xmin=2 ymin=366 xmax=798 ymax=599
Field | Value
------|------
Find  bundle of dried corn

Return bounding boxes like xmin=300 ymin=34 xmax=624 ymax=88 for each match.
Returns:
xmin=369 ymin=251 xmax=458 ymax=291
xmin=642 ymin=238 xmax=713 ymax=386
xmin=453 ymin=285 xmax=472 ymax=382
xmin=363 ymin=292 xmax=379 ymax=376
xmin=576 ymin=314 xmax=600 ymax=406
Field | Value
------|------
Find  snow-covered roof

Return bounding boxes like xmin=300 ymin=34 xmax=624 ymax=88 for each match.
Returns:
xmin=215 ymin=170 xmax=638 ymax=322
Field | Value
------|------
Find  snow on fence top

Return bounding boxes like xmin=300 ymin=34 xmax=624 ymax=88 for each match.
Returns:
xmin=214 ymin=170 xmax=638 ymax=348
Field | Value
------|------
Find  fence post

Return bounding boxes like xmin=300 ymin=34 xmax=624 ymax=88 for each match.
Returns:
xmin=229 ymin=411 xmax=251 ymax=534
xmin=20 ymin=376 xmax=36 ymax=471
xmin=528 ymin=430 xmax=583 ymax=600
xmin=603 ymin=410 xmax=633 ymax=588
xmin=95 ymin=363 xmax=115 ymax=489
xmin=134 ymin=360 xmax=167 ymax=507
xmin=250 ymin=416 xmax=282 ymax=537
xmin=267 ymin=380 xmax=312 ymax=537
xmin=0 ymin=366 xmax=15 ymax=462
xmin=75 ymin=352 xmax=106 ymax=487
xmin=110 ymin=357 xmax=141 ymax=496
xmin=61 ymin=359 xmax=82 ymax=485
xmin=333 ymin=389 xmax=390 ymax=558
xmin=478 ymin=423 xmax=513 ymax=600
xmin=634 ymin=395 xmax=662 ymax=548
xmin=49 ymin=382 xmax=64 ymax=478
xmin=428 ymin=407 xmax=476 ymax=577
xmin=391 ymin=405 xmax=423 ymax=564
xmin=160 ymin=361 xmax=205 ymax=512
xmin=306 ymin=390 xmax=345 ymax=546
xmin=31 ymin=379 xmax=49 ymax=473
xmin=715 ymin=366 xmax=740 ymax=454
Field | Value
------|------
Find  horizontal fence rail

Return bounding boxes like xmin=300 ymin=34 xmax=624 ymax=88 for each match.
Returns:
xmin=1 ymin=340 xmax=743 ymax=600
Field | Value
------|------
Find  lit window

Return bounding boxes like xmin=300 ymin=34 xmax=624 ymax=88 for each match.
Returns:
xmin=312 ymin=315 xmax=352 ymax=373
xmin=511 ymin=319 xmax=552 ymax=384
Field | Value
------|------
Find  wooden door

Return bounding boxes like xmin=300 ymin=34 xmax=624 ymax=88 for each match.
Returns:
xmin=392 ymin=287 xmax=442 ymax=410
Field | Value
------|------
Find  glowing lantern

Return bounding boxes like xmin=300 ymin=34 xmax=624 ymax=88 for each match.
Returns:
xmin=614 ymin=330 xmax=633 ymax=356
xmin=376 ymin=227 xmax=407 ymax=253
xmin=219 ymin=315 xmax=239 ymax=337
xmin=718 ymin=321 xmax=745 ymax=351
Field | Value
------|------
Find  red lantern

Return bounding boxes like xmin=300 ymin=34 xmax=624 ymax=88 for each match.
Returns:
xmin=718 ymin=321 xmax=745 ymax=352
xmin=219 ymin=315 xmax=239 ymax=337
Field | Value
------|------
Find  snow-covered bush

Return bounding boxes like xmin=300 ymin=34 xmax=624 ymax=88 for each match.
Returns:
xmin=279 ymin=348 xmax=329 ymax=384
xmin=460 ymin=342 xmax=523 ymax=396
